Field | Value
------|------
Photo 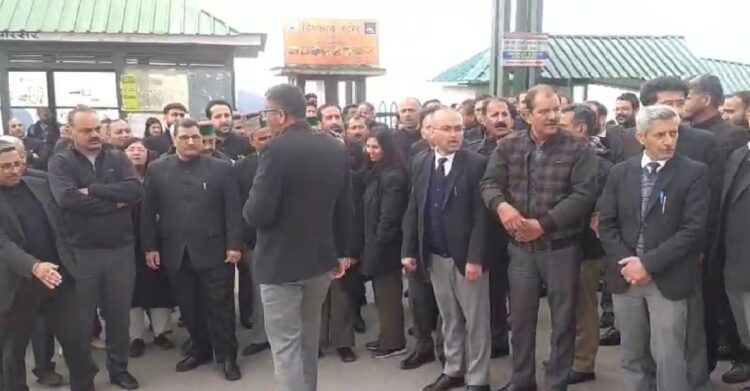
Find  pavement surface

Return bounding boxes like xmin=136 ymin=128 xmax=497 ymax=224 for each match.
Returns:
xmin=24 ymin=297 xmax=749 ymax=391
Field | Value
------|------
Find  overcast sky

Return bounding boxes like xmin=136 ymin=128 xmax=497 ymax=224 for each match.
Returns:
xmin=201 ymin=0 xmax=750 ymax=106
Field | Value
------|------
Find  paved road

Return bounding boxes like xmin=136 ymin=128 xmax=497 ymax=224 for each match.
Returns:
xmin=26 ymin=299 xmax=747 ymax=390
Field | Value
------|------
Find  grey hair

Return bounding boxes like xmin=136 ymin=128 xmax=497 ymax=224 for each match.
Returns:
xmin=0 ymin=135 xmax=23 ymax=149
xmin=635 ymin=105 xmax=680 ymax=135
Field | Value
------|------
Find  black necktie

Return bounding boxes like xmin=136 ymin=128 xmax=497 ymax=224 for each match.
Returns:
xmin=437 ymin=157 xmax=447 ymax=181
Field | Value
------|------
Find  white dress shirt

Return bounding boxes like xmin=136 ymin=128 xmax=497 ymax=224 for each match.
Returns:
xmin=640 ymin=153 xmax=668 ymax=173
xmin=434 ymin=151 xmax=456 ymax=175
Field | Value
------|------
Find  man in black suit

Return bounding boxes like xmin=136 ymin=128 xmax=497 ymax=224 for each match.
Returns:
xmin=402 ymin=108 xmax=491 ymax=391
xmin=685 ymin=74 xmax=750 ymax=381
xmin=481 ymin=85 xmax=598 ymax=391
xmin=0 ymin=143 xmax=94 ymax=391
xmin=394 ymin=98 xmax=423 ymax=161
xmin=143 ymin=103 xmax=186 ymax=156
xmin=244 ymin=84 xmax=353 ymax=391
xmin=140 ymin=118 xmax=243 ymax=381
xmin=598 ymin=105 xmax=710 ymax=391
xmin=717 ymin=142 xmax=750 ymax=391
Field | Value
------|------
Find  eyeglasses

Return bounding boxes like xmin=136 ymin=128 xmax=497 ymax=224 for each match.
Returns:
xmin=259 ymin=109 xmax=283 ymax=118
xmin=432 ymin=125 xmax=465 ymax=134
xmin=0 ymin=161 xmax=23 ymax=171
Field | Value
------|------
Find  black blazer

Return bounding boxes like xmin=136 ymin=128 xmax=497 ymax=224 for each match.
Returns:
xmin=235 ymin=152 xmax=259 ymax=249
xmin=598 ymin=154 xmax=710 ymax=300
xmin=603 ymin=125 xmax=626 ymax=164
xmin=0 ymin=177 xmax=77 ymax=313
xmin=243 ymin=123 xmax=353 ymax=284
xmin=401 ymin=149 xmax=488 ymax=274
xmin=140 ymin=155 xmax=243 ymax=274
xmin=360 ymin=163 xmax=409 ymax=276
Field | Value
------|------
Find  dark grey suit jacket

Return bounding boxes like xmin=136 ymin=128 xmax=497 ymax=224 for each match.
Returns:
xmin=598 ymin=154 xmax=710 ymax=300
xmin=0 ymin=176 xmax=76 ymax=313
xmin=401 ymin=149 xmax=489 ymax=274
xmin=243 ymin=123 xmax=353 ymax=285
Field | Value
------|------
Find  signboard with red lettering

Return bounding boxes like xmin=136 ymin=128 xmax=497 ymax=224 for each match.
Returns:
xmin=284 ymin=19 xmax=379 ymax=66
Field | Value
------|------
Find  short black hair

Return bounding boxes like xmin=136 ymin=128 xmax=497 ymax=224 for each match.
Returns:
xmin=266 ymin=84 xmax=307 ymax=120
xmin=358 ymin=101 xmax=376 ymax=112
xmin=163 ymin=102 xmax=187 ymax=115
xmin=204 ymin=99 xmax=233 ymax=119
xmin=616 ymin=92 xmax=640 ymax=111
xmin=688 ymin=74 xmax=724 ymax=108
xmin=728 ymin=91 xmax=750 ymax=110
xmin=174 ymin=118 xmax=199 ymax=136
xmin=481 ymin=97 xmax=511 ymax=116
xmin=585 ymin=100 xmax=608 ymax=118
xmin=640 ymin=76 xmax=688 ymax=106
xmin=460 ymin=99 xmax=476 ymax=113
xmin=317 ymin=103 xmax=342 ymax=120
xmin=305 ymin=93 xmax=318 ymax=100
xmin=561 ymin=104 xmax=596 ymax=136
xmin=343 ymin=104 xmax=358 ymax=112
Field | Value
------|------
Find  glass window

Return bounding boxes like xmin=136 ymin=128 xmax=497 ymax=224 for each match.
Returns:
xmin=9 ymin=72 xmax=48 ymax=107
xmin=54 ymin=72 xmax=118 ymax=108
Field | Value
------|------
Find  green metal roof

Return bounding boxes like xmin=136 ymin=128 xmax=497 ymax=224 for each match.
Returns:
xmin=0 ymin=0 xmax=241 ymax=36
xmin=432 ymin=35 xmax=750 ymax=92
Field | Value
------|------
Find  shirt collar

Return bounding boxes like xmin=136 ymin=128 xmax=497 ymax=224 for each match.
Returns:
xmin=434 ymin=149 xmax=456 ymax=163
xmin=640 ymin=152 xmax=669 ymax=172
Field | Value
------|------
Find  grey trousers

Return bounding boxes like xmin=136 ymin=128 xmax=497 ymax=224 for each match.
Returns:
xmin=613 ymin=282 xmax=689 ymax=391
xmin=727 ymin=291 xmax=750 ymax=347
xmin=507 ymin=243 xmax=581 ymax=391
xmin=73 ymin=245 xmax=136 ymax=375
xmin=429 ymin=255 xmax=491 ymax=386
xmin=320 ymin=277 xmax=354 ymax=349
xmin=262 ymin=273 xmax=331 ymax=391
xmin=246 ymin=251 xmax=268 ymax=345
xmin=685 ymin=286 xmax=710 ymax=391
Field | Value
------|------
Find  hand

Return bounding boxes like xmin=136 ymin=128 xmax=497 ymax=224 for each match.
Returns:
xmin=590 ymin=214 xmax=600 ymax=239
xmin=346 ymin=257 xmax=358 ymax=266
xmin=116 ymin=203 xmax=128 ymax=209
xmin=401 ymin=257 xmax=418 ymax=273
xmin=32 ymin=262 xmax=62 ymax=289
xmin=514 ymin=219 xmax=545 ymax=242
xmin=78 ymin=188 xmax=88 ymax=195
xmin=145 ymin=251 xmax=161 ymax=270
xmin=619 ymin=257 xmax=650 ymax=285
xmin=465 ymin=263 xmax=482 ymax=282
xmin=496 ymin=202 xmax=526 ymax=234
xmin=225 ymin=250 xmax=242 ymax=264
xmin=331 ymin=258 xmax=348 ymax=279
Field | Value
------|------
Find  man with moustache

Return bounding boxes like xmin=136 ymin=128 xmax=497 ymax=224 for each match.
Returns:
xmin=206 ymin=100 xmax=251 ymax=161
xmin=722 ymin=91 xmax=750 ymax=129
xmin=614 ymin=93 xmax=640 ymax=129
xmin=141 ymin=118 xmax=243 ymax=381
xmin=8 ymin=118 xmax=48 ymax=171
xmin=144 ymin=103 xmax=187 ymax=156
xmin=357 ymin=102 xmax=390 ymax=133
xmin=106 ymin=119 xmax=134 ymax=151
xmin=481 ymin=85 xmax=598 ymax=391
xmin=345 ymin=115 xmax=370 ymax=144
xmin=467 ymin=97 xmax=514 ymax=359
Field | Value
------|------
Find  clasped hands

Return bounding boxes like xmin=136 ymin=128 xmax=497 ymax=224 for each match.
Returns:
xmin=496 ymin=203 xmax=545 ymax=242
xmin=619 ymin=256 xmax=651 ymax=285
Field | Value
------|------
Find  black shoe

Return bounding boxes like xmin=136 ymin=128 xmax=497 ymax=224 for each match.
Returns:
xmin=365 ymin=340 xmax=380 ymax=351
xmin=35 ymin=370 xmax=64 ymax=387
xmin=223 ymin=361 xmax=241 ymax=381
xmin=175 ymin=355 xmax=212 ymax=372
xmin=599 ymin=313 xmax=614 ymax=329
xmin=722 ymin=361 xmax=750 ymax=384
xmin=110 ymin=371 xmax=139 ymax=390
xmin=495 ymin=383 xmax=537 ymax=391
xmin=466 ymin=386 xmax=490 ymax=391
xmin=491 ymin=345 xmax=509 ymax=358
xmin=354 ymin=312 xmax=366 ymax=334
xmin=401 ymin=351 xmax=436 ymax=370
xmin=599 ymin=327 xmax=621 ymax=346
xmin=371 ymin=346 xmax=408 ymax=359
xmin=242 ymin=342 xmax=271 ymax=357
xmin=153 ymin=334 xmax=175 ymax=351
xmin=567 ymin=370 xmax=595 ymax=384
xmin=129 ymin=339 xmax=146 ymax=358
xmin=240 ymin=318 xmax=254 ymax=330
xmin=423 ymin=374 xmax=465 ymax=391
xmin=337 ymin=347 xmax=357 ymax=363
xmin=180 ymin=338 xmax=193 ymax=356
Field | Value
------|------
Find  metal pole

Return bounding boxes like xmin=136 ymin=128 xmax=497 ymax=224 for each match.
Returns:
xmin=528 ymin=0 xmax=544 ymax=87
xmin=489 ymin=0 xmax=504 ymax=97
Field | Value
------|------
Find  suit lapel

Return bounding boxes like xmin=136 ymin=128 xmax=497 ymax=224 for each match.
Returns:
xmin=442 ymin=151 xmax=464 ymax=209
xmin=643 ymin=158 xmax=677 ymax=218
xmin=23 ymin=177 xmax=57 ymax=232
xmin=624 ymin=159 xmax=642 ymax=221
xmin=417 ymin=151 xmax=433 ymax=216
xmin=730 ymin=148 xmax=750 ymax=206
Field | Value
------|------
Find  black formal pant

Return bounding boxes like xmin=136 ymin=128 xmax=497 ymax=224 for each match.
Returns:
xmin=172 ymin=254 xmax=238 ymax=362
xmin=508 ymin=243 xmax=581 ymax=391
xmin=320 ymin=278 xmax=355 ymax=349
xmin=30 ymin=318 xmax=55 ymax=377
xmin=236 ymin=256 xmax=253 ymax=323
xmin=372 ymin=270 xmax=406 ymax=350
xmin=2 ymin=280 xmax=94 ymax=391
xmin=489 ymin=253 xmax=510 ymax=350
xmin=407 ymin=268 xmax=440 ymax=354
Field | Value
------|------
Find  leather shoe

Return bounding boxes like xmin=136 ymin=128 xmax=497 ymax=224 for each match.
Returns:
xmin=495 ymin=383 xmax=537 ymax=391
xmin=223 ymin=361 xmax=241 ymax=381
xmin=491 ymin=345 xmax=509 ymax=358
xmin=422 ymin=374 xmax=464 ymax=391
xmin=723 ymin=361 xmax=750 ymax=384
xmin=337 ymin=347 xmax=357 ymax=363
xmin=35 ymin=370 xmax=64 ymax=387
xmin=175 ymin=355 xmax=212 ymax=372
xmin=465 ymin=386 xmax=490 ymax=391
xmin=567 ymin=370 xmax=595 ymax=384
xmin=401 ymin=350 xmax=436 ymax=370
xmin=599 ymin=327 xmax=620 ymax=346
xmin=129 ymin=339 xmax=145 ymax=358
xmin=110 ymin=371 xmax=139 ymax=390
xmin=242 ymin=342 xmax=271 ymax=357
xmin=180 ymin=338 xmax=193 ymax=356
xmin=153 ymin=334 xmax=175 ymax=351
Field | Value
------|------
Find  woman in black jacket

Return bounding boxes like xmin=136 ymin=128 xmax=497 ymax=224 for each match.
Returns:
xmin=359 ymin=129 xmax=409 ymax=359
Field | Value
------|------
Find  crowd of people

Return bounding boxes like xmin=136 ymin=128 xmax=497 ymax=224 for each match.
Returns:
xmin=0 ymin=74 xmax=749 ymax=391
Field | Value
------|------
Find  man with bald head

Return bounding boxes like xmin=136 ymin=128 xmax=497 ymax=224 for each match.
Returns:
xmin=394 ymin=98 xmax=423 ymax=161
xmin=403 ymin=108 xmax=491 ymax=391
xmin=481 ymin=85 xmax=598 ymax=391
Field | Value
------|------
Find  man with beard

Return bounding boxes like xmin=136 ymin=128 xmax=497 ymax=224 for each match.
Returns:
xmin=722 ymin=91 xmax=750 ymax=129
xmin=393 ymin=98 xmax=423 ymax=162
xmin=206 ymin=100 xmax=251 ymax=161
xmin=467 ymin=97 xmax=513 ymax=360
xmin=357 ymin=102 xmax=389 ymax=133
xmin=197 ymin=123 xmax=231 ymax=162
xmin=615 ymin=93 xmax=640 ymax=129
xmin=345 ymin=115 xmax=370 ymax=144
xmin=461 ymin=99 xmax=483 ymax=142
xmin=106 ymin=119 xmax=134 ymax=151
xmin=27 ymin=107 xmax=60 ymax=146
xmin=144 ymin=103 xmax=186 ymax=156
xmin=8 ymin=118 xmax=48 ymax=171
xmin=141 ymin=119 xmax=243 ymax=381
xmin=685 ymin=74 xmax=750 ymax=385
